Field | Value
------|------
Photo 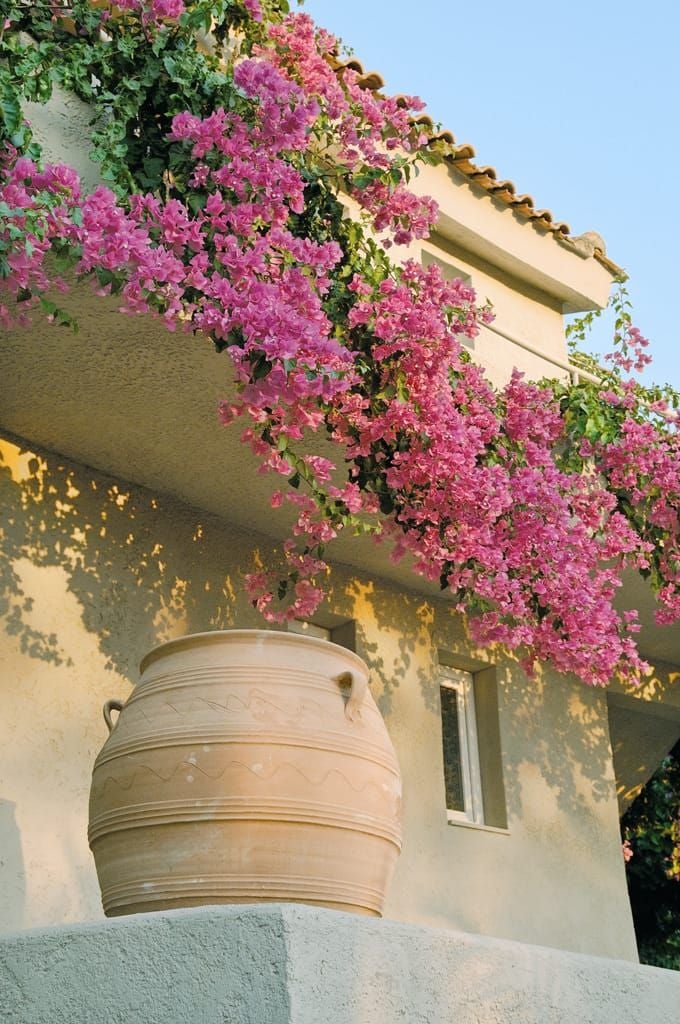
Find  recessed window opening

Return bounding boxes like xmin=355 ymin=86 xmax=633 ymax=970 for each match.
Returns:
xmin=289 ymin=618 xmax=356 ymax=652
xmin=288 ymin=619 xmax=332 ymax=642
xmin=440 ymin=667 xmax=484 ymax=825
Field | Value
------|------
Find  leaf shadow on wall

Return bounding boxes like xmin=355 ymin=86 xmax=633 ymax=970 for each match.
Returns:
xmin=0 ymin=432 xmax=622 ymax=831
xmin=329 ymin=577 xmax=434 ymax=717
xmin=0 ymin=435 xmax=264 ymax=683
xmin=329 ymin=574 xmax=627 ymax=938
xmin=333 ymin=570 xmax=619 ymax=821
xmin=495 ymin=660 xmax=618 ymax=822
xmin=0 ymin=433 xmax=626 ymax=942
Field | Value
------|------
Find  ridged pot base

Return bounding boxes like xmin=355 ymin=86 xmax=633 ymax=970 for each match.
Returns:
xmin=88 ymin=630 xmax=402 ymax=917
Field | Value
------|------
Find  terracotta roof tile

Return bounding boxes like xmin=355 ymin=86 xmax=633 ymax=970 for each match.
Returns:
xmin=330 ymin=55 xmax=621 ymax=275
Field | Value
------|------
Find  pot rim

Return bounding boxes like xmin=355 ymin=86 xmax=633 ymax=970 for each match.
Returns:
xmin=139 ymin=628 xmax=369 ymax=677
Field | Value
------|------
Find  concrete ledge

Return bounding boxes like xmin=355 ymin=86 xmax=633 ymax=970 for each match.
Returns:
xmin=2 ymin=904 xmax=679 ymax=1024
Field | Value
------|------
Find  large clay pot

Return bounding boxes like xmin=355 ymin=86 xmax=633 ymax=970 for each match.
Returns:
xmin=88 ymin=630 xmax=402 ymax=917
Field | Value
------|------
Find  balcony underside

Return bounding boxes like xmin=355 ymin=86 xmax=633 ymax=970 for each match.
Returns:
xmin=1 ymin=284 xmax=678 ymax=666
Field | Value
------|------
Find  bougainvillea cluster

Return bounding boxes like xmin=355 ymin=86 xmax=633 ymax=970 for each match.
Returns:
xmin=1 ymin=1 xmax=678 ymax=687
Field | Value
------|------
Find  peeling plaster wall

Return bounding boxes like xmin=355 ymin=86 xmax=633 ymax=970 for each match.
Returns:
xmin=0 ymin=437 xmax=639 ymax=960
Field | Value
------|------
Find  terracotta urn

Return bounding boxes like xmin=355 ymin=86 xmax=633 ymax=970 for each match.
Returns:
xmin=88 ymin=629 xmax=402 ymax=917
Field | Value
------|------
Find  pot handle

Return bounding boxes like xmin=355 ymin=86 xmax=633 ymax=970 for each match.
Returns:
xmin=103 ymin=699 xmax=124 ymax=733
xmin=334 ymin=671 xmax=368 ymax=722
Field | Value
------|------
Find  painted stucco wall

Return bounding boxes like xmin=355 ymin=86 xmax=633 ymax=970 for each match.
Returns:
xmin=340 ymin=192 xmax=572 ymax=390
xmin=0 ymin=437 xmax=639 ymax=960
xmin=3 ymin=905 xmax=680 ymax=1024
xmin=421 ymin=233 xmax=568 ymax=388
xmin=25 ymin=86 xmax=594 ymax=398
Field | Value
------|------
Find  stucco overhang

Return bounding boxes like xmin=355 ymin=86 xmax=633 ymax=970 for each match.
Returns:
xmin=23 ymin=84 xmax=617 ymax=317
xmin=1 ymin=291 xmax=678 ymax=669
xmin=4 ymin=86 xmax=673 ymax=670
xmin=408 ymin=162 xmax=617 ymax=312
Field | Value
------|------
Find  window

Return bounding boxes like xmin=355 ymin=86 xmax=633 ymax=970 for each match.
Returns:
xmin=440 ymin=667 xmax=484 ymax=824
xmin=288 ymin=619 xmax=332 ymax=642
xmin=288 ymin=618 xmax=356 ymax=652
xmin=438 ymin=659 xmax=508 ymax=831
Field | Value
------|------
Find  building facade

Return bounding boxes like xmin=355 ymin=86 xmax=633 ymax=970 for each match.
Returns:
xmin=1 ymin=75 xmax=680 ymax=980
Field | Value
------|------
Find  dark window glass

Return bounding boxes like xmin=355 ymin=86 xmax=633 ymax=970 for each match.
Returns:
xmin=440 ymin=685 xmax=464 ymax=811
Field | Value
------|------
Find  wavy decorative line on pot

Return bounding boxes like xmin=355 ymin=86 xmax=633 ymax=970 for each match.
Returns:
xmin=104 ymin=671 xmax=384 ymax=730
xmin=93 ymin=757 xmax=400 ymax=799
xmin=88 ymin=629 xmax=402 ymax=918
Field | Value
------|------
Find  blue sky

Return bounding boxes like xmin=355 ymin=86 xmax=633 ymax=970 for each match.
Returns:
xmin=303 ymin=0 xmax=679 ymax=390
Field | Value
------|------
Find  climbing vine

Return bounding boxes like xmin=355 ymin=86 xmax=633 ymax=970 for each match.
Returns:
xmin=1 ymin=0 xmax=679 ymax=687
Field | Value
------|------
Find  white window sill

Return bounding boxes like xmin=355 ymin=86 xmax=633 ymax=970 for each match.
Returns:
xmin=447 ymin=817 xmax=510 ymax=836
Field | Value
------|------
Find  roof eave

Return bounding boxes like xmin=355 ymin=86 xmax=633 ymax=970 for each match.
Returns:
xmin=410 ymin=161 xmax=618 ymax=312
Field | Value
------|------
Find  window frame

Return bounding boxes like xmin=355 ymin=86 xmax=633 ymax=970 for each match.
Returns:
xmin=440 ymin=667 xmax=485 ymax=826
xmin=288 ymin=619 xmax=332 ymax=642
xmin=288 ymin=618 xmax=356 ymax=652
